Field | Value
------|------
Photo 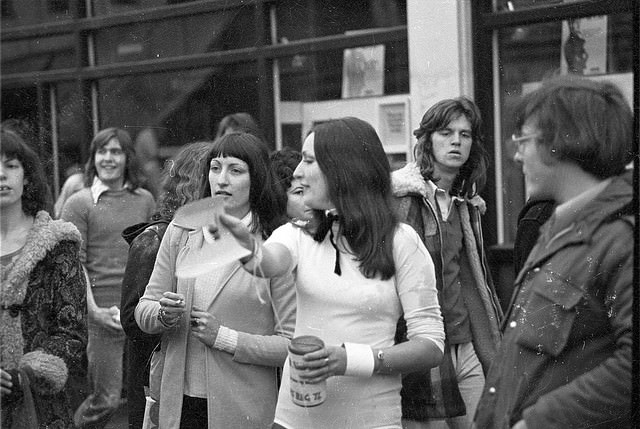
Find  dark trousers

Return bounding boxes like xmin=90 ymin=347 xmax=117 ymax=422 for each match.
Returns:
xmin=180 ymin=396 xmax=207 ymax=429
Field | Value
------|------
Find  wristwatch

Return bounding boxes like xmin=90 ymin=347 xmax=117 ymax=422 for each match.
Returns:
xmin=376 ymin=349 xmax=385 ymax=372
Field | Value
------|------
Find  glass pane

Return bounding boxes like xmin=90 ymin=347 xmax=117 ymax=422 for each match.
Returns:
xmin=277 ymin=0 xmax=406 ymax=41
xmin=55 ymin=83 xmax=87 ymax=189
xmin=497 ymin=12 xmax=633 ymax=243
xmin=1 ymin=0 xmax=76 ymax=27
xmin=495 ymin=0 xmax=564 ymax=12
xmin=98 ymin=62 xmax=261 ymax=166
xmin=1 ymin=35 xmax=76 ymax=74
xmin=94 ymin=7 xmax=258 ymax=64
xmin=91 ymin=0 xmax=199 ymax=17
xmin=279 ymin=40 xmax=408 ymax=102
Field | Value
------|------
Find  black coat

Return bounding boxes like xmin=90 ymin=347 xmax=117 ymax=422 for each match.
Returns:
xmin=120 ymin=220 xmax=169 ymax=429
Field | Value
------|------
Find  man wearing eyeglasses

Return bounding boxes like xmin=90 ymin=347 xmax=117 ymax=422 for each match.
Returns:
xmin=473 ymin=76 xmax=634 ymax=428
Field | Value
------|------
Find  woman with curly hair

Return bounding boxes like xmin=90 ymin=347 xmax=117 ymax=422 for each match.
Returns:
xmin=0 ymin=126 xmax=87 ymax=428
xmin=120 ymin=141 xmax=211 ymax=428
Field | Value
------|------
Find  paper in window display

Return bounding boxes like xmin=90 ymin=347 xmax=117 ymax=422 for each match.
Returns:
xmin=560 ymin=15 xmax=607 ymax=76
xmin=342 ymin=45 xmax=385 ymax=98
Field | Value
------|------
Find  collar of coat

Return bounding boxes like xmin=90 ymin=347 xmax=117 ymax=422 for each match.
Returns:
xmin=1 ymin=211 xmax=82 ymax=306
xmin=391 ymin=162 xmax=487 ymax=215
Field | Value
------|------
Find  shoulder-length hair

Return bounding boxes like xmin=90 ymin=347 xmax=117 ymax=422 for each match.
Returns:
xmin=153 ymin=141 xmax=211 ymax=222
xmin=513 ymin=75 xmax=633 ymax=179
xmin=0 ymin=126 xmax=53 ymax=216
xmin=413 ymin=97 xmax=488 ymax=197
xmin=311 ymin=117 xmax=397 ymax=280
xmin=201 ymin=132 xmax=287 ymax=238
xmin=84 ymin=127 xmax=142 ymax=189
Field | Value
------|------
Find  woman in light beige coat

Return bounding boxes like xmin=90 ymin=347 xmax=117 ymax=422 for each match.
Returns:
xmin=135 ymin=133 xmax=295 ymax=429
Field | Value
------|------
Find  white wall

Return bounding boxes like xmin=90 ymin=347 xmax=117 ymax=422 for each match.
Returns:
xmin=275 ymin=1 xmax=474 ymax=158
xmin=407 ymin=0 xmax=474 ymax=155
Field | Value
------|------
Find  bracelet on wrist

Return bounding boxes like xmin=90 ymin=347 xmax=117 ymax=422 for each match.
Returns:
xmin=157 ymin=306 xmax=178 ymax=328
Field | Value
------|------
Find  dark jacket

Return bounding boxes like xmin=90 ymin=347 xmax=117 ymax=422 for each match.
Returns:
xmin=391 ymin=163 xmax=503 ymax=420
xmin=1 ymin=211 xmax=87 ymax=428
xmin=513 ymin=199 xmax=555 ymax=276
xmin=474 ymin=172 xmax=633 ymax=428
xmin=120 ymin=219 xmax=169 ymax=429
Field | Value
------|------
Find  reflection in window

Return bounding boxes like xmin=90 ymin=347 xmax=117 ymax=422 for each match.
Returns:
xmin=55 ymin=83 xmax=86 ymax=187
xmin=47 ymin=0 xmax=69 ymax=14
xmin=497 ymin=12 xmax=633 ymax=243
xmin=1 ymin=0 xmax=15 ymax=18
xmin=94 ymin=7 xmax=260 ymax=64
xmin=98 ymin=62 xmax=262 ymax=160
xmin=1 ymin=0 xmax=75 ymax=25
xmin=279 ymin=40 xmax=408 ymax=102
xmin=92 ymin=0 xmax=199 ymax=16
xmin=496 ymin=0 xmax=563 ymax=12
xmin=277 ymin=0 xmax=406 ymax=41
xmin=1 ymin=35 xmax=76 ymax=74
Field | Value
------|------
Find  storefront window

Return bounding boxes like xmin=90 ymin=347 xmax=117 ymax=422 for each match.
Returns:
xmin=276 ymin=0 xmax=407 ymax=41
xmin=98 ymin=61 xmax=261 ymax=161
xmin=94 ymin=7 xmax=257 ymax=64
xmin=55 ymin=83 xmax=87 ymax=184
xmin=497 ymin=11 xmax=633 ymax=243
xmin=91 ymin=0 xmax=199 ymax=17
xmin=0 ymin=0 xmax=76 ymax=27
xmin=1 ymin=35 xmax=76 ymax=74
xmin=279 ymin=40 xmax=408 ymax=102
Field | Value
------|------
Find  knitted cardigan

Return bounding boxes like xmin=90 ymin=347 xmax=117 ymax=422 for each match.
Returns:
xmin=1 ymin=211 xmax=87 ymax=428
xmin=391 ymin=163 xmax=503 ymax=420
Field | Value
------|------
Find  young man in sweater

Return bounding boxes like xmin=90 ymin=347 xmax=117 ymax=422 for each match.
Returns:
xmin=61 ymin=127 xmax=155 ymax=428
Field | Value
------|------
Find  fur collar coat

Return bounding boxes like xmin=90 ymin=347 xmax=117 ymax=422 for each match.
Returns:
xmin=1 ymin=211 xmax=87 ymax=428
xmin=391 ymin=163 xmax=502 ymax=420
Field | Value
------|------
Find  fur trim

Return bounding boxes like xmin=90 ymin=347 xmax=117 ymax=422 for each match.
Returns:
xmin=1 ymin=211 xmax=81 ymax=306
xmin=391 ymin=162 xmax=431 ymax=198
xmin=0 ymin=211 xmax=82 ymax=370
xmin=392 ymin=162 xmax=487 ymax=214
xmin=19 ymin=350 xmax=68 ymax=394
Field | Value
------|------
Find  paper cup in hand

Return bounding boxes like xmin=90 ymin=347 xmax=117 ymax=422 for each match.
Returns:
xmin=173 ymin=196 xmax=251 ymax=279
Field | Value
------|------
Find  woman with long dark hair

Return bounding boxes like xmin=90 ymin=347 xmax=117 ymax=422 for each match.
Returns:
xmin=135 ymin=132 xmax=295 ymax=429
xmin=219 ymin=117 xmax=445 ymax=428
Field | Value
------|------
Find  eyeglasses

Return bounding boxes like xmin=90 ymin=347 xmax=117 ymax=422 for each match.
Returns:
xmin=510 ymin=132 xmax=540 ymax=153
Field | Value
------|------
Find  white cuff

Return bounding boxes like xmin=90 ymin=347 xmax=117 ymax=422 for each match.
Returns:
xmin=213 ymin=326 xmax=238 ymax=354
xmin=342 ymin=342 xmax=375 ymax=377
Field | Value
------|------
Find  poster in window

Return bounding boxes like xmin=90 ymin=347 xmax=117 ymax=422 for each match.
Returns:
xmin=560 ymin=15 xmax=607 ymax=76
xmin=342 ymin=45 xmax=385 ymax=98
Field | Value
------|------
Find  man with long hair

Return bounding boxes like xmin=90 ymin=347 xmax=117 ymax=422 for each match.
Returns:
xmin=392 ymin=97 xmax=503 ymax=428
xmin=61 ymin=127 xmax=155 ymax=428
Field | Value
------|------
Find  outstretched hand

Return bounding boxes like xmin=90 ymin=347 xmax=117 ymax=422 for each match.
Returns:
xmin=209 ymin=213 xmax=254 ymax=252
